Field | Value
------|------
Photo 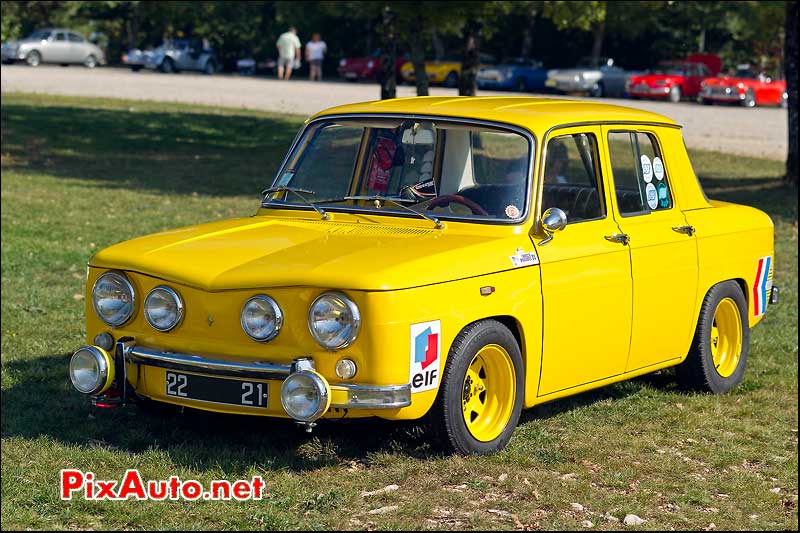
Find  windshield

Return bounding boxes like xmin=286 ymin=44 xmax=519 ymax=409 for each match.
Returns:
xmin=265 ymin=118 xmax=532 ymax=223
xmin=652 ymin=63 xmax=689 ymax=76
xmin=27 ymin=30 xmax=52 ymax=40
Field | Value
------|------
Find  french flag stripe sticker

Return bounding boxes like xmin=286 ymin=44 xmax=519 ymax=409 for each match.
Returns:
xmin=753 ymin=256 xmax=771 ymax=317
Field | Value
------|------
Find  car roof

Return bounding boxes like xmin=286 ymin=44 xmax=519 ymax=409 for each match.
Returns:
xmin=309 ymin=96 xmax=679 ymax=133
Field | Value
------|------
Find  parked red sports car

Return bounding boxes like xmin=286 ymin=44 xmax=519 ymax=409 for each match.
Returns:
xmin=337 ymin=49 xmax=408 ymax=81
xmin=699 ymin=65 xmax=788 ymax=108
xmin=626 ymin=53 xmax=722 ymax=102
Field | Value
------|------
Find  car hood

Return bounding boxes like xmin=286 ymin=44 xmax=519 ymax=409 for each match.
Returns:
xmin=89 ymin=214 xmax=534 ymax=292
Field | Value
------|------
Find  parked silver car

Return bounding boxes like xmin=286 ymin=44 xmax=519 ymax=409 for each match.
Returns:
xmin=1 ymin=28 xmax=106 ymax=68
xmin=545 ymin=57 xmax=637 ymax=98
xmin=123 ymin=38 xmax=218 ymax=74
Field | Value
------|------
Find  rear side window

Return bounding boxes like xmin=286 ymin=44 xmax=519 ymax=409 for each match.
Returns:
xmin=54 ymin=32 xmax=67 ymax=41
xmin=607 ymin=131 xmax=672 ymax=216
xmin=541 ymin=133 xmax=605 ymax=223
xmin=68 ymin=33 xmax=83 ymax=43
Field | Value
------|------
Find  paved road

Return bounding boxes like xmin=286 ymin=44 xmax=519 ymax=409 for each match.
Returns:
xmin=1 ymin=64 xmax=788 ymax=160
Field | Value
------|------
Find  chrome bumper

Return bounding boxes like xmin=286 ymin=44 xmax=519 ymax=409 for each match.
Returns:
xmin=119 ymin=342 xmax=411 ymax=410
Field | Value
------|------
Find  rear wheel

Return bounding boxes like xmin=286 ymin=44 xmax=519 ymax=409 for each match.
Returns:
xmin=443 ymin=71 xmax=459 ymax=88
xmin=84 ymin=54 xmax=97 ymax=68
xmin=25 ymin=50 xmax=41 ymax=67
xmin=159 ymin=58 xmax=175 ymax=73
xmin=668 ymin=85 xmax=682 ymax=102
xmin=203 ymin=60 xmax=215 ymax=75
xmin=676 ymin=280 xmax=749 ymax=393
xmin=431 ymin=319 xmax=524 ymax=455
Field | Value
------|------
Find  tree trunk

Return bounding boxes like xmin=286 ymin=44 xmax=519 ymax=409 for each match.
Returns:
xmin=378 ymin=6 xmax=397 ymax=100
xmin=409 ymin=14 xmax=429 ymax=96
xmin=785 ymin=1 xmax=798 ymax=186
xmin=458 ymin=19 xmax=481 ymax=97
xmin=590 ymin=7 xmax=606 ymax=67
xmin=431 ymin=28 xmax=445 ymax=60
xmin=698 ymin=28 xmax=706 ymax=53
xmin=520 ymin=11 xmax=537 ymax=61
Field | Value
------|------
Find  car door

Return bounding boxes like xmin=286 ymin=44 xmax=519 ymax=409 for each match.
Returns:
xmin=66 ymin=32 xmax=86 ymax=63
xmin=535 ymin=126 xmax=633 ymax=396
xmin=602 ymin=127 xmax=699 ymax=373
xmin=44 ymin=31 xmax=69 ymax=63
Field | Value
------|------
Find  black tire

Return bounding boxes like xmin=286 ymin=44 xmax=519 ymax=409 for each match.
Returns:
xmin=84 ymin=54 xmax=97 ymax=69
xmin=700 ymin=97 xmax=713 ymax=105
xmin=514 ymin=77 xmax=526 ymax=93
xmin=159 ymin=58 xmax=175 ymax=73
xmin=589 ymin=82 xmax=604 ymax=98
xmin=203 ymin=60 xmax=215 ymax=75
xmin=741 ymin=89 xmax=757 ymax=108
xmin=676 ymin=280 xmax=749 ymax=393
xmin=668 ymin=85 xmax=682 ymax=102
xmin=443 ymin=71 xmax=459 ymax=88
xmin=25 ymin=50 xmax=41 ymax=67
xmin=430 ymin=319 xmax=524 ymax=455
xmin=130 ymin=65 xmax=142 ymax=72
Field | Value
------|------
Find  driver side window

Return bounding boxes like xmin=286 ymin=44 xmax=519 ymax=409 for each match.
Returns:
xmin=540 ymin=133 xmax=605 ymax=223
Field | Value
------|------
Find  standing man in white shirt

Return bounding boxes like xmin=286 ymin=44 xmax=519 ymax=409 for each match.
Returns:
xmin=305 ymin=33 xmax=327 ymax=81
xmin=276 ymin=26 xmax=301 ymax=80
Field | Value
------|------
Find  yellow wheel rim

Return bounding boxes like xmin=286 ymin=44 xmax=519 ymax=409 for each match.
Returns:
xmin=461 ymin=344 xmax=516 ymax=442
xmin=710 ymin=297 xmax=743 ymax=378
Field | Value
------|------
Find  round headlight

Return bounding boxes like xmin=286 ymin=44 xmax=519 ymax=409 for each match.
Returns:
xmin=308 ymin=292 xmax=360 ymax=350
xmin=280 ymin=371 xmax=330 ymax=422
xmin=92 ymin=272 xmax=135 ymax=327
xmin=241 ymin=295 xmax=283 ymax=342
xmin=144 ymin=286 xmax=183 ymax=332
xmin=69 ymin=346 xmax=114 ymax=395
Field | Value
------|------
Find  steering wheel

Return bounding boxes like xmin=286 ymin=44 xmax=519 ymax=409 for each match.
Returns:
xmin=425 ymin=194 xmax=489 ymax=216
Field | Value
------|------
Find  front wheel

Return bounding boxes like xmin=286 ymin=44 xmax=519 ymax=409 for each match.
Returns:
xmin=668 ymin=85 xmax=682 ymax=102
xmin=159 ymin=58 xmax=175 ymax=74
xmin=589 ymin=82 xmax=604 ymax=98
xmin=676 ymin=280 xmax=749 ymax=393
xmin=741 ymin=89 xmax=757 ymax=108
xmin=84 ymin=54 xmax=97 ymax=68
xmin=431 ymin=319 xmax=524 ymax=455
xmin=25 ymin=50 xmax=41 ymax=67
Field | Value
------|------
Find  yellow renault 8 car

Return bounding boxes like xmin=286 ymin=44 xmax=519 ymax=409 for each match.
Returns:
xmin=70 ymin=96 xmax=778 ymax=455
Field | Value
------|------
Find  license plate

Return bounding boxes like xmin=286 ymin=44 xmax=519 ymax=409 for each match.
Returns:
xmin=545 ymin=79 xmax=557 ymax=87
xmin=345 ymin=72 xmax=357 ymax=79
xmin=165 ymin=371 xmax=269 ymax=408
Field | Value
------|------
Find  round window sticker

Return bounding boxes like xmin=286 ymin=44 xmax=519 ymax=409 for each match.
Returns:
xmin=657 ymin=181 xmax=669 ymax=208
xmin=645 ymin=182 xmax=658 ymax=210
xmin=640 ymin=155 xmax=653 ymax=183
xmin=653 ymin=156 xmax=664 ymax=181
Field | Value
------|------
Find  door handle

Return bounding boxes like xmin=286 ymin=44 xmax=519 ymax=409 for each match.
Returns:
xmin=672 ymin=225 xmax=695 ymax=236
xmin=604 ymin=233 xmax=630 ymax=245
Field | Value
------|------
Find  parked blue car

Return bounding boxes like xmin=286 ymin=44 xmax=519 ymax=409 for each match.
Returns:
xmin=477 ymin=57 xmax=549 ymax=92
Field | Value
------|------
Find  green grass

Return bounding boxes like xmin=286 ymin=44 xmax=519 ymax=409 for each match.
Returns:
xmin=1 ymin=92 xmax=797 ymax=530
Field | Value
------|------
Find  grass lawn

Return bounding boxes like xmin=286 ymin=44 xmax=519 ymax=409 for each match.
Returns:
xmin=1 ymin=92 xmax=797 ymax=530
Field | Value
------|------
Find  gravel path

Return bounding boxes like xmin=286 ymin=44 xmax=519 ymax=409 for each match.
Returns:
xmin=1 ymin=64 xmax=788 ymax=160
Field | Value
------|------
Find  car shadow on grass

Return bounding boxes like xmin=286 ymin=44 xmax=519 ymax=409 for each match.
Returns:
xmin=3 ymin=352 xmax=683 ymax=473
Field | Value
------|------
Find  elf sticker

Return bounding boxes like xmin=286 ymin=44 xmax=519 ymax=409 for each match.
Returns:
xmin=657 ymin=181 xmax=669 ymax=208
xmin=641 ymin=155 xmax=653 ymax=183
xmin=653 ymin=157 xmax=664 ymax=181
xmin=645 ymin=182 xmax=658 ymax=210
xmin=410 ymin=320 xmax=441 ymax=393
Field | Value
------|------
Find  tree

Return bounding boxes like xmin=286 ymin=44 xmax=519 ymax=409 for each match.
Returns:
xmin=377 ymin=6 xmax=397 ymax=100
xmin=543 ymin=0 xmax=607 ymax=65
xmin=786 ymin=0 xmax=798 ymax=186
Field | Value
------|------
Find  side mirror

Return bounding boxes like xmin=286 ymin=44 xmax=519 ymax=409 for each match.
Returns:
xmin=539 ymin=207 xmax=567 ymax=245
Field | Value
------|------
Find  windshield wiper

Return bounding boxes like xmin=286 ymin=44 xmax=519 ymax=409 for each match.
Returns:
xmin=261 ymin=186 xmax=330 ymax=220
xmin=343 ymin=195 xmax=443 ymax=229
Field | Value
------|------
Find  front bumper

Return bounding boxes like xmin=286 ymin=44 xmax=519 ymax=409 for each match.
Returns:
xmin=547 ymin=79 xmax=593 ymax=92
xmin=700 ymin=87 xmax=745 ymax=102
xmin=1 ymin=48 xmax=23 ymax=61
xmin=628 ymin=85 xmax=672 ymax=97
xmin=71 ymin=341 xmax=412 ymax=422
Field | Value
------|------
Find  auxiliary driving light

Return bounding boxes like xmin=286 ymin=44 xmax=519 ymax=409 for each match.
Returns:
xmin=69 ymin=346 xmax=115 ymax=395
xmin=280 ymin=370 xmax=331 ymax=422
